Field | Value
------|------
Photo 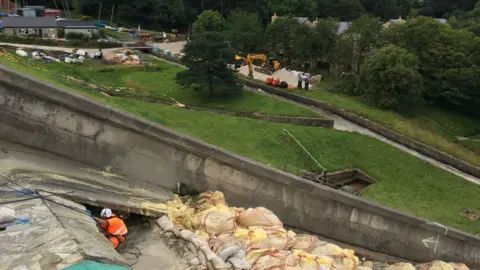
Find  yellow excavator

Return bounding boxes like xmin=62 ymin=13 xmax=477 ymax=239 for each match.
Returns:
xmin=235 ymin=54 xmax=281 ymax=77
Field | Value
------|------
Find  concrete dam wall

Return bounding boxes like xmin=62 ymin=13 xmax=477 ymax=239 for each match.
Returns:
xmin=0 ymin=66 xmax=479 ymax=267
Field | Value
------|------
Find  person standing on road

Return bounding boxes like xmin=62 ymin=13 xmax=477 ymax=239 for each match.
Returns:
xmin=304 ymin=73 xmax=311 ymax=91
xmin=297 ymin=72 xmax=303 ymax=89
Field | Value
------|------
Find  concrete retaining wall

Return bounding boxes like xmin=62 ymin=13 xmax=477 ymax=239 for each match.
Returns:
xmin=115 ymin=94 xmax=334 ymax=128
xmin=239 ymin=78 xmax=480 ymax=179
xmin=0 ymin=66 xmax=479 ymax=267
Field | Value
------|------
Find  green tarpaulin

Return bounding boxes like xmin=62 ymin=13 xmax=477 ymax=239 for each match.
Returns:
xmin=63 ymin=261 xmax=129 ymax=270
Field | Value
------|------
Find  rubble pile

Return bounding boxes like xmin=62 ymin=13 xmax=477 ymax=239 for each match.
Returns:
xmin=104 ymin=49 xmax=142 ymax=65
xmin=14 ymin=48 xmax=97 ymax=64
xmin=155 ymin=191 xmax=471 ymax=270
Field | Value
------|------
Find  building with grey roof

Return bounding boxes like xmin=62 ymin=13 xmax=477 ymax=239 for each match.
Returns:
xmin=2 ymin=16 xmax=57 ymax=38
xmin=57 ymin=19 xmax=98 ymax=38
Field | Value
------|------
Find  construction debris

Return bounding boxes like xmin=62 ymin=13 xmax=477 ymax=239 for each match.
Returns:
xmin=104 ymin=49 xmax=142 ymax=65
xmin=152 ymin=190 xmax=471 ymax=270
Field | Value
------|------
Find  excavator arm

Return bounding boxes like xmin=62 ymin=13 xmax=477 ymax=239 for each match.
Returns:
xmin=235 ymin=54 xmax=278 ymax=78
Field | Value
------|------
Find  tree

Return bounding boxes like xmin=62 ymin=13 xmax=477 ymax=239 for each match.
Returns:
xmin=265 ymin=0 xmax=316 ymax=17
xmin=176 ymin=31 xmax=240 ymax=95
xmin=360 ymin=45 xmax=424 ymax=112
xmin=319 ymin=0 xmax=366 ymax=20
xmin=374 ymin=0 xmax=410 ymax=19
xmin=382 ymin=17 xmax=480 ymax=114
xmin=296 ymin=19 xmax=338 ymax=68
xmin=150 ymin=0 xmax=187 ymax=30
xmin=450 ymin=2 xmax=480 ymax=36
xmin=223 ymin=10 xmax=264 ymax=53
xmin=192 ymin=10 xmax=224 ymax=37
xmin=264 ymin=17 xmax=303 ymax=66
xmin=344 ymin=15 xmax=383 ymax=74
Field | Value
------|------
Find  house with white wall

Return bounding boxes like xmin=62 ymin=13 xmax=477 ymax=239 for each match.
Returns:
xmin=57 ymin=20 xmax=98 ymax=38
xmin=2 ymin=16 xmax=57 ymax=38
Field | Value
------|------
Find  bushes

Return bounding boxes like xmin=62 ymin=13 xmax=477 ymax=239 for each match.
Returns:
xmin=359 ymin=45 xmax=424 ymax=113
xmin=66 ymin=32 xmax=86 ymax=40
xmin=0 ymin=34 xmax=120 ymax=48
xmin=381 ymin=17 xmax=480 ymax=116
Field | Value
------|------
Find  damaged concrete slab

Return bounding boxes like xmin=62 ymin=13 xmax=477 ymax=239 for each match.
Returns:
xmin=0 ymin=140 xmax=192 ymax=269
xmin=0 ymin=140 xmax=173 ymax=216
xmin=0 ymin=191 xmax=127 ymax=269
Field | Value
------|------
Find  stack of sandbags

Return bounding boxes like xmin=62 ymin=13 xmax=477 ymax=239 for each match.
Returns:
xmin=236 ymin=207 xmax=283 ymax=227
xmin=156 ymin=215 xmax=250 ymax=269
xmin=156 ymin=190 xmax=472 ymax=270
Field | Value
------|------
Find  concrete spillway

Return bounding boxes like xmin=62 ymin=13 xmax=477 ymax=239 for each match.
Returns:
xmin=0 ymin=66 xmax=479 ymax=267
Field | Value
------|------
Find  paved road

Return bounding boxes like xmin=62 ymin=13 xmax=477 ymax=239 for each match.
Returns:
xmin=153 ymin=41 xmax=186 ymax=52
xmin=246 ymin=87 xmax=480 ymax=185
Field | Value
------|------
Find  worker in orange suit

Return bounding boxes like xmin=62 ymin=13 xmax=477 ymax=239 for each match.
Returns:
xmin=96 ymin=208 xmax=128 ymax=249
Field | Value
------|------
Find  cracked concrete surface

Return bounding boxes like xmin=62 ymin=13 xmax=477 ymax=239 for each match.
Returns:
xmin=0 ymin=140 xmax=189 ymax=269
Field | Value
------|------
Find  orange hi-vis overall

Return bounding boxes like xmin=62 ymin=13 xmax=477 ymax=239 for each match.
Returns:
xmin=101 ymin=214 xmax=128 ymax=249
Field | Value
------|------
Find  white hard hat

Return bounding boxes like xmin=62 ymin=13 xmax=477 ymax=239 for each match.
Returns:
xmin=100 ymin=208 xmax=112 ymax=218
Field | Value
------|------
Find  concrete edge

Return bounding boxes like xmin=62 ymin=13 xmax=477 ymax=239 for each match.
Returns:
xmin=238 ymin=77 xmax=480 ymax=179
xmin=1 ymin=64 xmax=479 ymax=245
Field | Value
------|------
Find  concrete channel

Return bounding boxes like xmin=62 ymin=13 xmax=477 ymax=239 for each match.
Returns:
xmin=244 ymin=86 xmax=480 ymax=186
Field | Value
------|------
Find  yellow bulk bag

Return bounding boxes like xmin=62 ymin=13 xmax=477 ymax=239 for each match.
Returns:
xmin=209 ymin=233 xmax=241 ymax=253
xmin=416 ymin=261 xmax=455 ymax=270
xmin=196 ymin=191 xmax=227 ymax=210
xmin=236 ymin=207 xmax=283 ymax=227
xmin=198 ymin=204 xmax=236 ymax=235
xmin=385 ymin=263 xmax=416 ymax=270
xmin=234 ymin=227 xmax=268 ymax=249
xmin=291 ymin=234 xmax=323 ymax=253
xmin=448 ymin=263 xmax=470 ymax=270
xmin=310 ymin=243 xmax=359 ymax=270
xmin=236 ymin=227 xmax=296 ymax=251
xmin=285 ymin=250 xmax=333 ymax=270
xmin=246 ymin=248 xmax=289 ymax=270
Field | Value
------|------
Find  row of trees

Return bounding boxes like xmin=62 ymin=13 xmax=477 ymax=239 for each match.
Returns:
xmin=177 ymin=9 xmax=480 ymax=117
xmin=365 ymin=15 xmax=480 ymax=115
xmin=30 ymin=0 xmax=480 ymax=31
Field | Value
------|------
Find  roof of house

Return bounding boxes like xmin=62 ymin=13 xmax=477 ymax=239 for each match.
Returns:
xmin=435 ymin=18 xmax=447 ymax=24
xmin=57 ymin=19 xmax=96 ymax=29
xmin=295 ymin=17 xmax=310 ymax=24
xmin=2 ymin=16 xmax=57 ymax=28
xmin=338 ymin=22 xmax=351 ymax=34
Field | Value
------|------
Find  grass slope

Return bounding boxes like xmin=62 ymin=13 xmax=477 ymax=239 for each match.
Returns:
xmin=9 ymin=52 xmax=316 ymax=117
xmin=298 ymin=74 xmax=480 ymax=166
xmin=1 ymin=54 xmax=479 ymax=235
